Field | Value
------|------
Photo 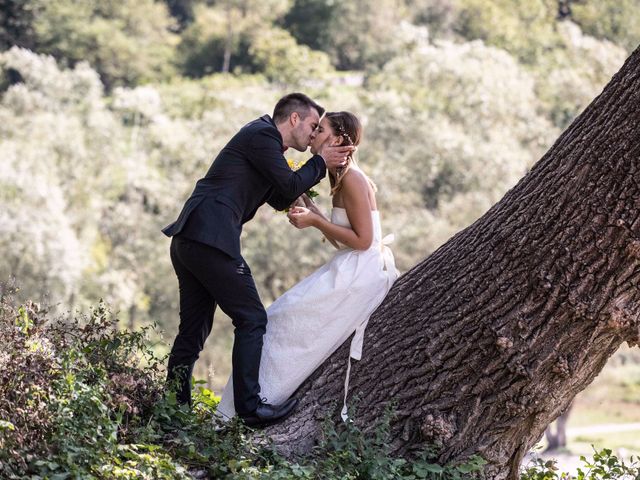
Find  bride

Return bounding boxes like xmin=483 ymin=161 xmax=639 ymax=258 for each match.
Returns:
xmin=217 ymin=111 xmax=398 ymax=422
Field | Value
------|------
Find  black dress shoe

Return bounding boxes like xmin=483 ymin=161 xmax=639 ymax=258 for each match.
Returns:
xmin=240 ymin=398 xmax=299 ymax=428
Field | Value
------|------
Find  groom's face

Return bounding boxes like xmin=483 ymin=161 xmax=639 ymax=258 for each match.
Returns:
xmin=290 ymin=108 xmax=321 ymax=152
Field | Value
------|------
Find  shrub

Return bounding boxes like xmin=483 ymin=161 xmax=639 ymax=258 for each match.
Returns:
xmin=0 ymin=293 xmax=487 ymax=479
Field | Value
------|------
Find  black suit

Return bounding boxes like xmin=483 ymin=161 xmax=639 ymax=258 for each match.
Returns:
xmin=163 ymin=115 xmax=325 ymax=414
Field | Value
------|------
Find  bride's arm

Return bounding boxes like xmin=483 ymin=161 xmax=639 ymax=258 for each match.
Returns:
xmin=300 ymin=194 xmax=341 ymax=249
xmin=288 ymin=172 xmax=374 ymax=251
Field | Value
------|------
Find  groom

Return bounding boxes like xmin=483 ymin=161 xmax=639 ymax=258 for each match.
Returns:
xmin=162 ymin=93 xmax=352 ymax=427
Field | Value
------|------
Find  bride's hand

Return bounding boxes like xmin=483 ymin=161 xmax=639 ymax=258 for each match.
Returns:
xmin=287 ymin=206 xmax=318 ymax=229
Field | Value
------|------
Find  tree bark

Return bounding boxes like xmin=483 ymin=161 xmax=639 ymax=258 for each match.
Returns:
xmin=264 ymin=46 xmax=640 ymax=479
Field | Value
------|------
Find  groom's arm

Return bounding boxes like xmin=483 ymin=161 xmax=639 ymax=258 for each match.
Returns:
xmin=266 ymin=191 xmax=298 ymax=211
xmin=266 ymin=181 xmax=325 ymax=211
xmin=248 ymin=129 xmax=326 ymax=199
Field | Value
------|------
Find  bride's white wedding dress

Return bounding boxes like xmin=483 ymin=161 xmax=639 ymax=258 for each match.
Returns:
xmin=216 ymin=207 xmax=398 ymax=420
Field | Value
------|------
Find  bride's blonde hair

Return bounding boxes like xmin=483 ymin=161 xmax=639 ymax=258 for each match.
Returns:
xmin=326 ymin=111 xmax=377 ymax=196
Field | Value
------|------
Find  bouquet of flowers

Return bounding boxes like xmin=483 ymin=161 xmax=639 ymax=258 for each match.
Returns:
xmin=287 ymin=158 xmax=319 ymax=199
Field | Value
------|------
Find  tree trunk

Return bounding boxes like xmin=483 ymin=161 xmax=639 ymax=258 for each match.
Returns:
xmin=544 ymin=402 xmax=572 ymax=451
xmin=222 ymin=6 xmax=233 ymax=74
xmin=128 ymin=304 xmax=137 ymax=331
xmin=264 ymin=46 xmax=640 ymax=479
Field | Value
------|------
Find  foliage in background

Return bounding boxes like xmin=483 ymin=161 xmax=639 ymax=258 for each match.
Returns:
xmin=1 ymin=0 xmax=637 ymax=86
xmin=1 ymin=0 xmax=178 ymax=89
xmin=570 ymin=0 xmax=640 ymax=52
xmin=0 ymin=0 xmax=633 ymax=389
xmin=283 ymin=0 xmax=407 ymax=71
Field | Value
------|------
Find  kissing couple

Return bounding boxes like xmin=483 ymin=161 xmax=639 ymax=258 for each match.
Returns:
xmin=163 ymin=93 xmax=399 ymax=428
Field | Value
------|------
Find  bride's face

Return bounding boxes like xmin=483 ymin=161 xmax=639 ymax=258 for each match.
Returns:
xmin=309 ymin=117 xmax=340 ymax=154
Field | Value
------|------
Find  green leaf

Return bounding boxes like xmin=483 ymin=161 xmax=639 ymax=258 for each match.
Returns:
xmin=0 ymin=419 xmax=15 ymax=431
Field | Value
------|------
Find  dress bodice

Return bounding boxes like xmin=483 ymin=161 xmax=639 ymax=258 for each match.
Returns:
xmin=330 ymin=207 xmax=382 ymax=245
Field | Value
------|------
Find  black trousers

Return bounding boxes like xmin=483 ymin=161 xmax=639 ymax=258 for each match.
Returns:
xmin=166 ymin=236 xmax=267 ymax=415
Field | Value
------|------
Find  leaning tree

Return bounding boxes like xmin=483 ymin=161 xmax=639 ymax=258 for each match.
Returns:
xmin=264 ymin=45 xmax=640 ymax=479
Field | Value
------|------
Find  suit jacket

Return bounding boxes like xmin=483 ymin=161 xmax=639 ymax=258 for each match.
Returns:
xmin=162 ymin=115 xmax=326 ymax=259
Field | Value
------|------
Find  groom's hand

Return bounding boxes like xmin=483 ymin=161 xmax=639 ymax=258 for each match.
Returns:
xmin=318 ymin=143 xmax=355 ymax=169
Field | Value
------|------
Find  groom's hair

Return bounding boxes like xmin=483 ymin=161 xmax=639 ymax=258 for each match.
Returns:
xmin=273 ymin=93 xmax=324 ymax=124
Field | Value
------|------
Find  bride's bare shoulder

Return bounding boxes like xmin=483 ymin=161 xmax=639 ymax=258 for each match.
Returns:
xmin=342 ymin=168 xmax=369 ymax=190
xmin=342 ymin=167 xmax=377 ymax=209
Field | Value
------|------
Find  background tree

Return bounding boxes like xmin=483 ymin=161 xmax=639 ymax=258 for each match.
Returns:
xmin=284 ymin=0 xmax=406 ymax=70
xmin=0 ymin=0 xmax=40 ymax=50
xmin=22 ymin=0 xmax=178 ymax=90
xmin=570 ymin=0 xmax=640 ymax=52
xmin=544 ymin=403 xmax=573 ymax=451
xmin=163 ymin=0 xmax=195 ymax=31
xmin=408 ymin=0 xmax=562 ymax=64
xmin=248 ymin=27 xmax=333 ymax=84
xmin=178 ymin=0 xmax=337 ymax=82
xmin=178 ymin=4 xmax=251 ymax=76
